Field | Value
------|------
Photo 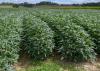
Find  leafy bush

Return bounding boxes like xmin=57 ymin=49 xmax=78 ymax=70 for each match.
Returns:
xmin=0 ymin=15 xmax=23 ymax=71
xmin=12 ymin=4 xmax=19 ymax=8
xmin=22 ymin=16 xmax=54 ymax=60
xmin=71 ymin=14 xmax=100 ymax=54
xmin=36 ymin=12 xmax=96 ymax=62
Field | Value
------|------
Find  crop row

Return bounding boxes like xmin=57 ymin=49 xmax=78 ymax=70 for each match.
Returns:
xmin=0 ymin=15 xmax=23 ymax=71
xmin=33 ymin=11 xmax=96 ymax=62
xmin=22 ymin=15 xmax=54 ymax=60
xmin=70 ymin=14 xmax=100 ymax=54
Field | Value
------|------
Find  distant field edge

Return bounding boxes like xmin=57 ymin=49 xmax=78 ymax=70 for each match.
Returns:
xmin=0 ymin=5 xmax=100 ymax=10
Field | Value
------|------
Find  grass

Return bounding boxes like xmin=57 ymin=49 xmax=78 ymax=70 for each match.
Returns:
xmin=0 ymin=5 xmax=12 ymax=8
xmin=16 ymin=57 xmax=100 ymax=71
xmin=16 ymin=58 xmax=85 ymax=71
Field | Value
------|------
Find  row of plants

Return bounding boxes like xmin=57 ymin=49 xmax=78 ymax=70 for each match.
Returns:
xmin=70 ymin=13 xmax=100 ymax=54
xmin=0 ymin=11 xmax=54 ymax=71
xmin=22 ymin=15 xmax=54 ymax=60
xmin=33 ymin=12 xmax=96 ymax=62
xmin=0 ymin=15 xmax=23 ymax=71
xmin=0 ymin=9 xmax=32 ymax=71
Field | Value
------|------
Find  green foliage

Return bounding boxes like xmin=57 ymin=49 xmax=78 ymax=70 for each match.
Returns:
xmin=35 ymin=12 xmax=96 ymax=62
xmin=0 ymin=8 xmax=100 ymax=70
xmin=3 ymin=64 xmax=15 ymax=71
xmin=12 ymin=4 xmax=19 ymax=8
xmin=0 ymin=15 xmax=23 ymax=71
xmin=71 ymin=14 xmax=100 ymax=54
xmin=22 ymin=16 xmax=54 ymax=60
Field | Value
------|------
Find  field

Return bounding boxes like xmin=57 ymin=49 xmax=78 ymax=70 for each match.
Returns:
xmin=0 ymin=8 xmax=100 ymax=71
xmin=35 ymin=6 xmax=100 ymax=9
xmin=0 ymin=5 xmax=12 ymax=8
xmin=0 ymin=5 xmax=100 ymax=9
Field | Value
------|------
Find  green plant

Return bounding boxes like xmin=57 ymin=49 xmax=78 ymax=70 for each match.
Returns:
xmin=0 ymin=15 xmax=23 ymax=71
xmin=22 ymin=16 xmax=54 ymax=60
xmin=36 ymin=12 xmax=96 ymax=62
xmin=71 ymin=14 xmax=100 ymax=54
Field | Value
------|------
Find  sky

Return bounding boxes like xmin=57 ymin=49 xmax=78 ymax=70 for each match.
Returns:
xmin=0 ymin=0 xmax=100 ymax=4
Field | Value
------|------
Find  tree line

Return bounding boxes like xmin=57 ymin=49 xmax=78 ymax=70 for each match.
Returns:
xmin=0 ymin=1 xmax=100 ymax=8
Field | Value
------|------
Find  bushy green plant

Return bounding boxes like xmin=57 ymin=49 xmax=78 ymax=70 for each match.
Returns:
xmin=36 ymin=12 xmax=96 ymax=62
xmin=71 ymin=14 xmax=100 ymax=54
xmin=22 ymin=16 xmax=54 ymax=60
xmin=0 ymin=15 xmax=23 ymax=71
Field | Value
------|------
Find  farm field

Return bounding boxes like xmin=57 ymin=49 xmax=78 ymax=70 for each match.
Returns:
xmin=0 ymin=5 xmax=100 ymax=9
xmin=0 ymin=5 xmax=12 ymax=8
xmin=0 ymin=8 xmax=100 ymax=71
xmin=34 ymin=6 xmax=100 ymax=10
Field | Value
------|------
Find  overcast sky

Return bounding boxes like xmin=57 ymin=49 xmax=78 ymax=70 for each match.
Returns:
xmin=0 ymin=0 xmax=100 ymax=4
